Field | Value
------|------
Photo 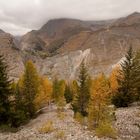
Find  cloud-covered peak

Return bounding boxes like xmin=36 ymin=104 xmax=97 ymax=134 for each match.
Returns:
xmin=0 ymin=0 xmax=140 ymax=35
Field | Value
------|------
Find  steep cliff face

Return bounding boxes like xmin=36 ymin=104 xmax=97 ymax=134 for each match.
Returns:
xmin=21 ymin=47 xmax=120 ymax=80
xmin=1 ymin=12 xmax=140 ymax=80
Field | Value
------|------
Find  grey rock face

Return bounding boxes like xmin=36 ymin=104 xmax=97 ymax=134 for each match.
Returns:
xmin=0 ymin=32 xmax=24 ymax=80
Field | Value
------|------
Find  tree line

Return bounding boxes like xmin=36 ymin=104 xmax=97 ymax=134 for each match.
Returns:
xmin=0 ymin=46 xmax=140 ymax=136
xmin=0 ymin=59 xmax=52 ymax=128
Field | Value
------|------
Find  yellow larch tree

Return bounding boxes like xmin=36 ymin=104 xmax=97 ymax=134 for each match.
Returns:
xmin=34 ymin=76 xmax=52 ymax=110
xmin=22 ymin=60 xmax=40 ymax=118
xmin=109 ymin=65 xmax=121 ymax=95
xmin=88 ymin=73 xmax=111 ymax=128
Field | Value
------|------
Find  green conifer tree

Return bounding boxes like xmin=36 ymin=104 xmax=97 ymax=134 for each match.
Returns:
xmin=0 ymin=55 xmax=12 ymax=125
xmin=10 ymin=82 xmax=27 ymax=127
xmin=64 ymin=83 xmax=73 ymax=103
xmin=72 ymin=60 xmax=90 ymax=116
xmin=112 ymin=46 xmax=136 ymax=107
xmin=132 ymin=50 xmax=140 ymax=101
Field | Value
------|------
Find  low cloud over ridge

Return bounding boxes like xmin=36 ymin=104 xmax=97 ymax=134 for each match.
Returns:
xmin=0 ymin=0 xmax=139 ymax=35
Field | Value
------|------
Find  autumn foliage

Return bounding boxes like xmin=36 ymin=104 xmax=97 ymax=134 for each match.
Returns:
xmin=1 ymin=46 xmax=140 ymax=137
xmin=88 ymin=73 xmax=111 ymax=128
xmin=35 ymin=76 xmax=52 ymax=109
xmin=109 ymin=65 xmax=120 ymax=94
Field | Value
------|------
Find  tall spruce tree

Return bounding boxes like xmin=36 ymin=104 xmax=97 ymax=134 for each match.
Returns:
xmin=10 ymin=82 xmax=27 ymax=127
xmin=72 ymin=60 xmax=90 ymax=116
xmin=0 ymin=55 xmax=12 ymax=124
xmin=112 ymin=46 xmax=136 ymax=107
xmin=132 ymin=50 xmax=140 ymax=101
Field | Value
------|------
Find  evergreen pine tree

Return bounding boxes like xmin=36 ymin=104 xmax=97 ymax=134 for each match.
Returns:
xmin=72 ymin=60 xmax=90 ymax=116
xmin=10 ymin=82 xmax=27 ymax=127
xmin=64 ymin=83 xmax=73 ymax=103
xmin=0 ymin=55 xmax=12 ymax=125
xmin=132 ymin=50 xmax=140 ymax=101
xmin=112 ymin=46 xmax=136 ymax=107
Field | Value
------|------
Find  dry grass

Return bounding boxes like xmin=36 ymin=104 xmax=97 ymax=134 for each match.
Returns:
xmin=55 ymin=130 xmax=65 ymax=139
xmin=57 ymin=111 xmax=67 ymax=120
xmin=95 ymin=121 xmax=117 ymax=139
xmin=39 ymin=120 xmax=54 ymax=133
xmin=74 ymin=112 xmax=85 ymax=125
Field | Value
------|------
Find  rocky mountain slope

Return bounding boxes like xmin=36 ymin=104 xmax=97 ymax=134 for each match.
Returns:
xmin=0 ymin=31 xmax=24 ymax=80
xmin=1 ymin=12 xmax=140 ymax=79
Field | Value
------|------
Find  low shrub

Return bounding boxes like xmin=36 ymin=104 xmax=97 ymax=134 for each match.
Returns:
xmin=39 ymin=120 xmax=54 ymax=133
xmin=95 ymin=121 xmax=117 ymax=138
xmin=0 ymin=124 xmax=18 ymax=133
xmin=55 ymin=130 xmax=65 ymax=139
xmin=74 ymin=112 xmax=85 ymax=125
xmin=57 ymin=110 xmax=66 ymax=120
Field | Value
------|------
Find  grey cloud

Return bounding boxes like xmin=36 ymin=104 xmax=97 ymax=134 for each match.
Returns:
xmin=0 ymin=0 xmax=139 ymax=35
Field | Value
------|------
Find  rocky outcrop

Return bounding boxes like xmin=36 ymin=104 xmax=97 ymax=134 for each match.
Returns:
xmin=20 ymin=31 xmax=46 ymax=52
xmin=0 ymin=32 xmax=24 ymax=80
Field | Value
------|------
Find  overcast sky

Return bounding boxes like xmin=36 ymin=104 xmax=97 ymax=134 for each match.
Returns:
xmin=0 ymin=0 xmax=139 ymax=35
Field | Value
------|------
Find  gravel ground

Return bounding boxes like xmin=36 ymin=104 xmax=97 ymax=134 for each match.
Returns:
xmin=0 ymin=105 xmax=140 ymax=140
xmin=115 ymin=106 xmax=140 ymax=140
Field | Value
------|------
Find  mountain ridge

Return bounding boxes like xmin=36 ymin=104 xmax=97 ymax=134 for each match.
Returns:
xmin=0 ymin=12 xmax=140 ymax=79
